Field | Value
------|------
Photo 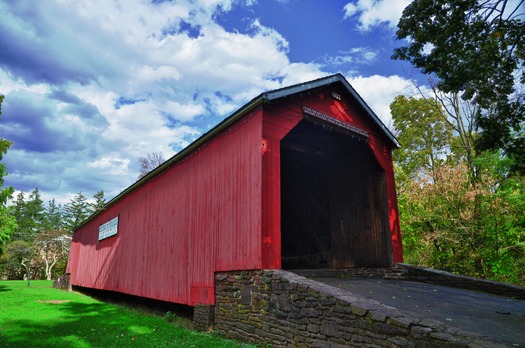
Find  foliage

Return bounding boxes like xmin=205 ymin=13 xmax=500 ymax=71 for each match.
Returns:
xmin=138 ymin=152 xmax=165 ymax=179
xmin=390 ymin=95 xmax=454 ymax=184
xmin=0 ymin=95 xmax=108 ymax=280
xmin=2 ymin=190 xmax=103 ymax=280
xmin=0 ymin=95 xmax=16 ymax=246
xmin=12 ymin=188 xmax=46 ymax=242
xmin=393 ymin=0 xmax=525 ymax=172
xmin=42 ymin=198 xmax=64 ymax=232
xmin=34 ymin=229 xmax=72 ymax=280
xmin=0 ymin=207 xmax=17 ymax=253
xmin=392 ymin=90 xmax=525 ymax=285
xmin=0 ymin=280 xmax=254 ymax=348
xmin=398 ymin=154 xmax=525 ymax=285
xmin=0 ymin=240 xmax=33 ymax=279
xmin=424 ymin=76 xmax=479 ymax=172
xmin=63 ymin=192 xmax=90 ymax=233
xmin=90 ymin=190 xmax=106 ymax=213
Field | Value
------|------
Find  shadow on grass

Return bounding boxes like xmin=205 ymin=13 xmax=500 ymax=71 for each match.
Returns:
xmin=74 ymin=286 xmax=194 ymax=325
xmin=0 ymin=301 xmax=122 ymax=348
xmin=0 ymin=284 xmax=10 ymax=292
xmin=0 ymin=294 xmax=228 ymax=348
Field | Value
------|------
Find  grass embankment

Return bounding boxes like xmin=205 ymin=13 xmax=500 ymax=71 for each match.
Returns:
xmin=0 ymin=280 xmax=251 ymax=348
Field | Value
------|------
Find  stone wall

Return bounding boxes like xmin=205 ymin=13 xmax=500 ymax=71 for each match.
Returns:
xmin=193 ymin=304 xmax=214 ymax=332
xmin=212 ymin=270 xmax=501 ymax=347
xmin=397 ymin=264 xmax=525 ymax=301
xmin=288 ymin=267 xmax=404 ymax=279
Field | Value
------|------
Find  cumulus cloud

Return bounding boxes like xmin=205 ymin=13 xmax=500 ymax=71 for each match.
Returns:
xmin=347 ymin=74 xmax=421 ymax=130
xmin=343 ymin=0 xmax=411 ymax=31
xmin=0 ymin=0 xmax=415 ymax=204
xmin=0 ymin=0 xmax=310 ymax=202
xmin=88 ymin=156 xmax=131 ymax=176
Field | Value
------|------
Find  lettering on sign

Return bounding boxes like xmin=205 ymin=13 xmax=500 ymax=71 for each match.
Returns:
xmin=99 ymin=216 xmax=118 ymax=241
xmin=303 ymin=106 xmax=369 ymax=138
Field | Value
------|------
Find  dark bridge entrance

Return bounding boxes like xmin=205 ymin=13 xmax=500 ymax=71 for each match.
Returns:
xmin=280 ymin=120 xmax=392 ymax=269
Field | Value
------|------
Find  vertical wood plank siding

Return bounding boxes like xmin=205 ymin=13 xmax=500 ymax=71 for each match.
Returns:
xmin=67 ymin=81 xmax=403 ymax=307
xmin=68 ymin=111 xmax=263 ymax=305
xmin=261 ymin=87 xmax=402 ymax=266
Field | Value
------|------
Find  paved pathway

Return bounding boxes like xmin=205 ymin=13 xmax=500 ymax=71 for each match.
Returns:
xmin=312 ymin=277 xmax=525 ymax=346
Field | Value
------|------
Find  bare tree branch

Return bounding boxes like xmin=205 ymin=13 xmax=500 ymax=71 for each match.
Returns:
xmin=137 ymin=152 xmax=165 ymax=179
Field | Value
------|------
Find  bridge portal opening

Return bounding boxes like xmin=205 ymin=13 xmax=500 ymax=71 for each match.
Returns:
xmin=280 ymin=119 xmax=392 ymax=269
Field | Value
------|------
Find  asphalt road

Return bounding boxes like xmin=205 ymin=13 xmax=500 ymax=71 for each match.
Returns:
xmin=312 ymin=277 xmax=525 ymax=346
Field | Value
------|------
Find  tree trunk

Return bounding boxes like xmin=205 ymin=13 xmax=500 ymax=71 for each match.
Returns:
xmin=42 ymin=254 xmax=57 ymax=281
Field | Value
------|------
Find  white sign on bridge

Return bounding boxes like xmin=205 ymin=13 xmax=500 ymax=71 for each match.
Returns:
xmin=99 ymin=216 xmax=118 ymax=241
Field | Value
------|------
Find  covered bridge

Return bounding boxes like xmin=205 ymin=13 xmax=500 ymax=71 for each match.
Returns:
xmin=66 ymin=74 xmax=402 ymax=306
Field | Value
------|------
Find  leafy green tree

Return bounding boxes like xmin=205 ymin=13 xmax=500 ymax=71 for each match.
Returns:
xmin=0 ymin=240 xmax=32 ymax=280
xmin=12 ymin=188 xmax=45 ymax=241
xmin=390 ymin=95 xmax=454 ymax=184
xmin=399 ymin=155 xmax=525 ymax=285
xmin=0 ymin=206 xmax=16 ymax=254
xmin=0 ymin=95 xmax=16 ymax=247
xmin=391 ymin=92 xmax=525 ymax=285
xmin=63 ymin=192 xmax=90 ymax=232
xmin=393 ymin=0 xmax=525 ymax=172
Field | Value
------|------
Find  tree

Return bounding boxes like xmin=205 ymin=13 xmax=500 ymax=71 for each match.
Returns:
xmin=26 ymin=188 xmax=45 ymax=232
xmin=0 ymin=95 xmax=16 ymax=247
xmin=423 ymin=76 xmax=479 ymax=174
xmin=0 ymin=206 xmax=16 ymax=253
xmin=138 ymin=152 xmax=165 ymax=179
xmin=42 ymin=198 xmax=63 ymax=232
xmin=390 ymin=95 xmax=454 ymax=184
xmin=34 ymin=229 xmax=71 ymax=280
xmin=12 ymin=188 xmax=45 ymax=241
xmin=398 ymin=156 xmax=525 ymax=285
xmin=12 ymin=191 xmax=27 ymax=240
xmin=63 ymin=192 xmax=90 ymax=233
xmin=391 ymin=92 xmax=525 ymax=285
xmin=0 ymin=240 xmax=32 ymax=280
xmin=89 ymin=190 xmax=106 ymax=214
xmin=393 ymin=0 xmax=525 ymax=172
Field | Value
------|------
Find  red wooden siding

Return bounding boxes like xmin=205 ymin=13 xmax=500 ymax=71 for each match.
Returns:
xmin=261 ymin=86 xmax=402 ymax=267
xmin=68 ymin=76 xmax=403 ymax=307
xmin=68 ymin=110 xmax=264 ymax=305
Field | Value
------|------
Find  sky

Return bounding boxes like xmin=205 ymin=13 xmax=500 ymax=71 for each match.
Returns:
xmin=0 ymin=0 xmax=421 ymax=205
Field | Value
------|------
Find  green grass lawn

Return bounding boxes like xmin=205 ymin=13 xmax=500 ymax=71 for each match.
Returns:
xmin=0 ymin=280 xmax=252 ymax=348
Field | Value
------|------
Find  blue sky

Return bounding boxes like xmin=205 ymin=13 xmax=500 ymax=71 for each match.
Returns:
xmin=0 ymin=0 xmax=420 ymax=204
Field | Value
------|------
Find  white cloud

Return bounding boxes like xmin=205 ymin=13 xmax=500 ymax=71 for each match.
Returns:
xmin=88 ymin=156 xmax=130 ymax=176
xmin=324 ymin=48 xmax=378 ymax=66
xmin=6 ymin=0 xmax=419 ymax=206
xmin=279 ymin=63 xmax=325 ymax=86
xmin=343 ymin=0 xmax=411 ymax=31
xmin=163 ymin=101 xmax=206 ymax=121
xmin=348 ymin=74 xmax=424 ymax=130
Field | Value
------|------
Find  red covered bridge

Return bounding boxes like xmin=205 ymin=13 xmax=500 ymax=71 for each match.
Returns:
xmin=67 ymin=74 xmax=402 ymax=306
